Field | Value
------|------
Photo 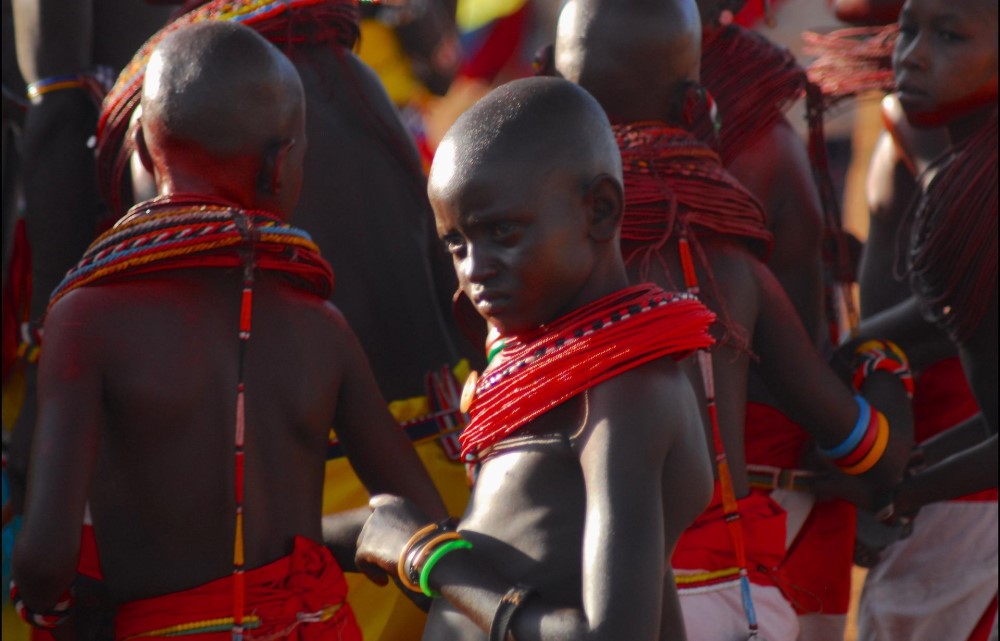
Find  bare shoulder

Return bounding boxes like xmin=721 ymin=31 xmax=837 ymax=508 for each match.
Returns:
xmin=576 ymin=358 xmax=701 ymax=461
xmin=727 ymin=117 xmax=811 ymax=195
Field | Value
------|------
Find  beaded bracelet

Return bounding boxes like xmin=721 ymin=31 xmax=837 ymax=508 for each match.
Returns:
xmin=489 ymin=583 xmax=535 ymax=641
xmin=853 ymin=339 xmax=914 ymax=399
xmin=419 ymin=539 xmax=473 ymax=598
xmin=397 ymin=523 xmax=442 ymax=593
xmin=819 ymin=395 xmax=871 ymax=459
xmin=408 ymin=531 xmax=463 ymax=590
xmin=839 ymin=410 xmax=890 ymax=476
xmin=820 ymin=396 xmax=890 ymax=476
xmin=9 ymin=580 xmax=75 ymax=629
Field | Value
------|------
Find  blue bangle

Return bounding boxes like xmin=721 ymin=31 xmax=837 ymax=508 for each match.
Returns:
xmin=820 ymin=395 xmax=870 ymax=458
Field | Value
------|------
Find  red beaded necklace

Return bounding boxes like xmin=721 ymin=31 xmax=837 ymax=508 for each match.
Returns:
xmin=459 ymin=284 xmax=715 ymax=459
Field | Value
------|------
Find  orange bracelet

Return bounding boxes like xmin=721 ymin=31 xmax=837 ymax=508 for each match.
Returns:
xmin=840 ymin=410 xmax=890 ymax=476
xmin=397 ymin=523 xmax=442 ymax=593
xmin=411 ymin=531 xmax=463 ymax=578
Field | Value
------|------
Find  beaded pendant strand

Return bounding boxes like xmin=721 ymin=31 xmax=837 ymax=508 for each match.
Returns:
xmin=231 ymin=210 xmax=258 ymax=640
xmin=678 ymin=232 xmax=761 ymax=640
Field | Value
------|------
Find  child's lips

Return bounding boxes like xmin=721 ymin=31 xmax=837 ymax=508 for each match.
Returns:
xmin=473 ymin=291 xmax=511 ymax=314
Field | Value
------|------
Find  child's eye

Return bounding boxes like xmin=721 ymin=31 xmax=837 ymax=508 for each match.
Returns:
xmin=935 ymin=29 xmax=963 ymax=43
xmin=442 ymin=234 xmax=466 ymax=255
xmin=489 ymin=222 xmax=518 ymax=242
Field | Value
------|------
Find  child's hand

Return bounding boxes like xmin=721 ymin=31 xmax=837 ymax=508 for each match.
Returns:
xmin=355 ymin=495 xmax=432 ymax=587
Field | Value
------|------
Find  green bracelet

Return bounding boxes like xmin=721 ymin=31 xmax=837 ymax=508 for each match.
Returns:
xmin=419 ymin=538 xmax=473 ymax=598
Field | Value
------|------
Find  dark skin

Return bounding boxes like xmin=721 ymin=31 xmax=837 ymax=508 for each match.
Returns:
xmin=357 ymin=77 xmax=715 ymax=641
xmin=11 ymin=22 xmax=446 ymax=632
xmin=290 ymin=46 xmax=466 ymax=399
xmin=555 ymin=0 xmax=913 ymax=503
xmin=841 ymin=0 xmax=998 ymax=512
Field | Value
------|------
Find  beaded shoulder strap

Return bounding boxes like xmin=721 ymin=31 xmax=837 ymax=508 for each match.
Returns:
xmin=677 ymin=233 xmax=760 ymax=640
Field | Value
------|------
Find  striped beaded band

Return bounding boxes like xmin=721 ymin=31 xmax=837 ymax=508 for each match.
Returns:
xmin=9 ymin=580 xmax=74 ymax=630
xmin=122 ymin=615 xmax=262 ymax=639
xmin=26 ymin=69 xmax=114 ymax=105
xmin=839 ymin=410 xmax=889 ymax=476
xmin=852 ymin=339 xmax=914 ymax=399
xmin=819 ymin=395 xmax=871 ymax=459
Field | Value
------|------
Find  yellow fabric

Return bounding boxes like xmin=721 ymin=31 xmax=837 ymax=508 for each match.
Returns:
xmin=322 ymin=362 xmax=471 ymax=641
xmin=456 ymin=0 xmax=527 ymax=31
xmin=356 ymin=20 xmax=424 ymax=107
xmin=2 ymin=367 xmax=26 ymax=431
xmin=2 ymin=603 xmax=31 ymax=640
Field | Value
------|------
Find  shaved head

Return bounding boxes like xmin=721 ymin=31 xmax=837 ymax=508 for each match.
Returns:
xmin=142 ymin=20 xmax=304 ymax=158
xmin=429 ymin=77 xmax=629 ymax=335
xmin=555 ymin=0 xmax=702 ymax=122
xmin=430 ymin=76 xmax=621 ymax=200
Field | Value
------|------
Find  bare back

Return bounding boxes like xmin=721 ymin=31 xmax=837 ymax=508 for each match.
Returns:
xmin=290 ymin=46 xmax=460 ymax=401
xmin=627 ymin=236 xmax=760 ymax=497
xmin=38 ymin=270 xmax=373 ymax=603
xmin=725 ymin=117 xmax=826 ymax=350
xmin=423 ymin=359 xmax=712 ymax=640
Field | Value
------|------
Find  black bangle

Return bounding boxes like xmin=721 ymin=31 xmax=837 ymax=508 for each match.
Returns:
xmin=489 ymin=583 xmax=535 ymax=641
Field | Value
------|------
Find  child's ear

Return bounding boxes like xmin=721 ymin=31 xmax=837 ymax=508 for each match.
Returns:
xmin=585 ymin=174 xmax=623 ymax=242
xmin=257 ymin=137 xmax=296 ymax=197
xmin=132 ymin=115 xmax=155 ymax=176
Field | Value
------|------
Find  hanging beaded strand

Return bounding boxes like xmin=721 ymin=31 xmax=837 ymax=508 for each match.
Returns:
xmin=231 ymin=210 xmax=258 ymax=641
xmin=678 ymin=231 xmax=760 ymax=640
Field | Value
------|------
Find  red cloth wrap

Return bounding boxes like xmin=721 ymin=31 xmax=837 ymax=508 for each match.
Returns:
xmin=460 ymin=285 xmax=715 ymax=458
xmin=912 ymin=357 xmax=997 ymax=501
xmin=696 ymin=25 xmax=806 ymax=165
xmin=673 ymin=483 xmax=787 ymax=587
xmin=744 ymin=401 xmax=808 ymax=470
xmin=77 ymin=523 xmax=103 ymax=580
xmin=114 ymin=536 xmax=360 ymax=640
xmin=1 ymin=218 xmax=30 ymax=384
xmin=744 ymin=402 xmax=854 ymax=614
xmin=776 ymin=498 xmax=855 ymax=615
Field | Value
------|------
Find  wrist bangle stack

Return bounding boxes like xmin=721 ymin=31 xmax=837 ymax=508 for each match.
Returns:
xmin=9 ymin=580 xmax=75 ymax=629
xmin=852 ymin=339 xmax=914 ymax=398
xmin=419 ymin=539 xmax=473 ymax=598
xmin=820 ymin=396 xmax=891 ymax=475
xmin=396 ymin=519 xmax=473 ymax=598
xmin=489 ymin=583 xmax=535 ymax=641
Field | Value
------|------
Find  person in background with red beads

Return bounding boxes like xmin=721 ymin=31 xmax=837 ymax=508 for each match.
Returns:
xmin=9 ymin=21 xmax=447 ymax=640
xmin=355 ymin=75 xmax=720 ymax=641
xmin=835 ymin=0 xmax=998 ymax=638
xmin=693 ymin=1 xmax=861 ymax=637
xmin=553 ymin=1 xmax=915 ymax=639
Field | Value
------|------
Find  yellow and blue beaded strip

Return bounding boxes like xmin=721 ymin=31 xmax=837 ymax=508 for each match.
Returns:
xmin=123 ymin=615 xmax=261 ymax=639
